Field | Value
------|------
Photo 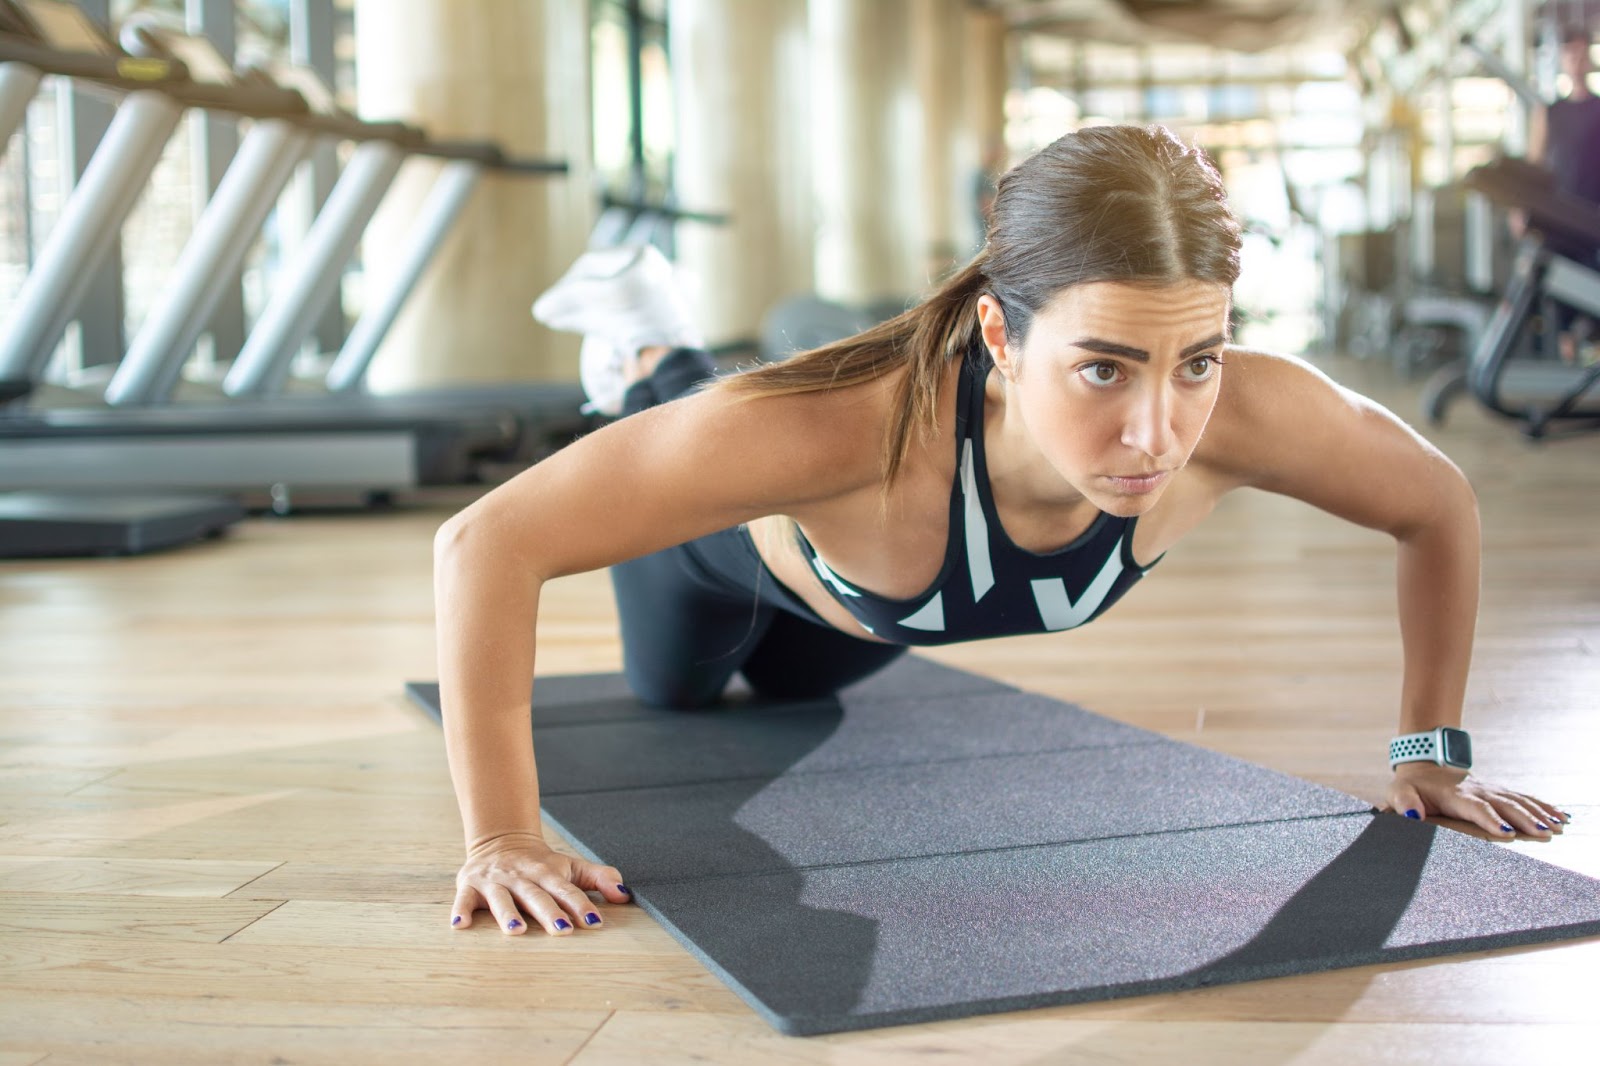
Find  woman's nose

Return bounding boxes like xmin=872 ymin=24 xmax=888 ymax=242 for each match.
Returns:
xmin=1121 ymin=386 xmax=1179 ymax=457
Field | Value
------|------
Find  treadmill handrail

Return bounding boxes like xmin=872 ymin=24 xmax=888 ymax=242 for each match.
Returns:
xmin=411 ymin=138 xmax=568 ymax=173
xmin=1463 ymin=159 xmax=1600 ymax=251
xmin=294 ymin=110 xmax=427 ymax=149
xmin=599 ymin=193 xmax=731 ymax=226
xmin=0 ymin=36 xmax=187 ymax=84
xmin=113 ymin=18 xmax=570 ymax=177
xmin=0 ymin=36 xmax=309 ymax=117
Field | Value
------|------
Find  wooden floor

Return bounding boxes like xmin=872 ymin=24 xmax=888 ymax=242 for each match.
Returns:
xmin=1 ymin=357 xmax=1597 ymax=1065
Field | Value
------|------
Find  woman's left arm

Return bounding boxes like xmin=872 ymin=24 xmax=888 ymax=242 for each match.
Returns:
xmin=1196 ymin=349 xmax=1571 ymax=838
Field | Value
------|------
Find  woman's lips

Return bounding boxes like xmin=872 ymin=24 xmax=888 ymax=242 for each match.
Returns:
xmin=1103 ymin=471 xmax=1169 ymax=494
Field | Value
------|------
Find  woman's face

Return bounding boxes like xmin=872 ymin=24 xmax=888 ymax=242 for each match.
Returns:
xmin=980 ymin=279 xmax=1232 ymax=517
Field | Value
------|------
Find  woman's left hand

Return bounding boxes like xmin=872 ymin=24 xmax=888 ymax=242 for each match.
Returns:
xmin=1384 ymin=762 xmax=1572 ymax=838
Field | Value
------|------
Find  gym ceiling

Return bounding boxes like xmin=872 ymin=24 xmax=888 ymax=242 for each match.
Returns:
xmin=993 ymin=0 xmax=1375 ymax=52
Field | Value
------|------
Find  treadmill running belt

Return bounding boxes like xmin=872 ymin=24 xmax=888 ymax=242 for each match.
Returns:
xmin=406 ymin=657 xmax=1600 ymax=1036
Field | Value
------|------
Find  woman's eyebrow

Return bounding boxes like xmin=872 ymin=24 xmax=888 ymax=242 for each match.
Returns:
xmin=1070 ymin=334 xmax=1227 ymax=362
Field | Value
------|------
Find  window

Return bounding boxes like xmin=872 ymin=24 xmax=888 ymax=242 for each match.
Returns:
xmin=590 ymin=0 xmax=673 ymax=202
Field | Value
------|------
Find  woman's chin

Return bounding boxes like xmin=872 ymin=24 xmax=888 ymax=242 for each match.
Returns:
xmin=1089 ymin=485 xmax=1166 ymax=517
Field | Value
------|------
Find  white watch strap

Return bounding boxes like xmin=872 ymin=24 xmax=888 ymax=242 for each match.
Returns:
xmin=1390 ymin=728 xmax=1442 ymax=767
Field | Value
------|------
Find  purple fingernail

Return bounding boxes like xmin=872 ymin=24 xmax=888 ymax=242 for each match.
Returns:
xmin=1501 ymin=824 xmax=1515 ymax=833
xmin=1404 ymin=809 xmax=1420 ymax=820
xmin=507 ymin=919 xmax=522 ymax=929
xmin=451 ymin=915 xmax=461 ymax=926
xmin=617 ymin=883 xmax=631 ymax=896
xmin=554 ymin=918 xmax=571 ymax=931
xmin=584 ymin=912 xmax=601 ymax=926
xmin=1537 ymin=822 xmax=1549 ymax=831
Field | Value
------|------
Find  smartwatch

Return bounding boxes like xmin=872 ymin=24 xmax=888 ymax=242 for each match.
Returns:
xmin=1389 ymin=726 xmax=1472 ymax=770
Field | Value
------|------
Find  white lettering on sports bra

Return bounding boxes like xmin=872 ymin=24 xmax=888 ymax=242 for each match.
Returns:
xmin=897 ymin=591 xmax=945 ymax=631
xmin=1029 ymin=537 xmax=1126 ymax=631
xmin=811 ymin=555 xmax=861 ymax=598
xmin=961 ymin=438 xmax=995 ymax=604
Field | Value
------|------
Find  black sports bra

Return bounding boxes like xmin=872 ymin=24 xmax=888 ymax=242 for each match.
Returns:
xmin=793 ymin=348 xmax=1162 ymax=645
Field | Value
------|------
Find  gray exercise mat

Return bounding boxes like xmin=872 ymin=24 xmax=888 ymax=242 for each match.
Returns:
xmin=538 ymin=744 xmax=1371 ymax=882
xmin=407 ymin=656 xmax=1600 ymax=1036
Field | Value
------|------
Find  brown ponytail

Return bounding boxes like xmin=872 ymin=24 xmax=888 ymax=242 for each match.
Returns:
xmin=713 ymin=253 xmax=988 ymax=494
xmin=713 ymin=124 xmax=1243 ymax=498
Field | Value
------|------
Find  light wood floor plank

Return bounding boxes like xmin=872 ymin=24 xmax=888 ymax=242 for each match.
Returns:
xmin=573 ymin=1013 xmax=1599 ymax=1066
xmin=226 ymin=899 xmax=680 ymax=954
xmin=0 ymin=892 xmax=283 ymax=942
xmin=226 ymin=862 xmax=457 ymax=904
xmin=0 ymin=768 xmax=120 ymax=797
xmin=0 ymin=856 xmax=282 ymax=896
xmin=0 ymin=939 xmax=749 ymax=1014
xmin=0 ymin=993 xmax=607 ymax=1066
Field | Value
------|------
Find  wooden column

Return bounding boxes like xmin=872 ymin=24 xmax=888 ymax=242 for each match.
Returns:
xmin=354 ymin=0 xmax=594 ymax=389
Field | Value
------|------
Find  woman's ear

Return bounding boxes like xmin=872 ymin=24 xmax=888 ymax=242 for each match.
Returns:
xmin=975 ymin=294 xmax=1016 ymax=381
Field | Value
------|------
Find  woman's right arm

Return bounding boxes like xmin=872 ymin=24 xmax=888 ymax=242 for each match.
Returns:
xmin=432 ymin=383 xmax=883 ymax=935
xmin=435 ymin=517 xmax=624 ymax=935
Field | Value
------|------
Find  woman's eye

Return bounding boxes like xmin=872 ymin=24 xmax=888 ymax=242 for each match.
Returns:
xmin=1183 ymin=355 xmax=1220 ymax=381
xmin=1079 ymin=362 xmax=1121 ymax=386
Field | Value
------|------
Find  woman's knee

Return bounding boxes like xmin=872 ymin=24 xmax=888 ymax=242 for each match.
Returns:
xmin=621 ymin=659 xmax=729 ymax=710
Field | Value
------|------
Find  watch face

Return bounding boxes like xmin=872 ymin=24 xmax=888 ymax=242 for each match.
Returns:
xmin=1441 ymin=728 xmax=1472 ymax=768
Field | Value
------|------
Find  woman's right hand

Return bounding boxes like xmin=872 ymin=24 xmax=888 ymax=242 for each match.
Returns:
xmin=451 ymin=831 xmax=632 ymax=935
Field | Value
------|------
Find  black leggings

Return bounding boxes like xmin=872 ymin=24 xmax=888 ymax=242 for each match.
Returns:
xmin=608 ymin=349 xmax=907 ymax=708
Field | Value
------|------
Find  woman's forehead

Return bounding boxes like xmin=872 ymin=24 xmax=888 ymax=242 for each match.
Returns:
xmin=1040 ymin=280 xmax=1230 ymax=323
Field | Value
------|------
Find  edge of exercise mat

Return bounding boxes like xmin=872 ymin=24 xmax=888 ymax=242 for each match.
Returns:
xmin=403 ymin=676 xmax=837 ymax=728
xmin=404 ymin=675 xmax=665 ymax=725
xmin=535 ymin=806 xmax=806 ymax=1035
xmin=766 ymin=918 xmax=1600 ymax=1037
xmin=768 ymin=914 xmax=1600 ymax=1038
xmin=404 ymin=682 xmax=442 ymax=724
xmin=403 ymin=655 xmax=1016 ymax=727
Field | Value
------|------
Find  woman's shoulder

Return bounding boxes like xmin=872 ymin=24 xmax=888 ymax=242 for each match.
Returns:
xmin=1187 ymin=343 xmax=1477 ymax=539
xmin=1190 ymin=345 xmax=1454 ymax=522
xmin=1210 ymin=344 xmax=1333 ymax=405
xmin=690 ymin=360 xmax=910 ymax=498
xmin=1190 ymin=346 xmax=1355 ymax=489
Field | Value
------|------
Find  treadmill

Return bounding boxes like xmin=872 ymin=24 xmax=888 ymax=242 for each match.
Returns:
xmin=101 ymin=19 xmax=594 ymax=465
xmin=1449 ymin=157 xmax=1600 ymax=438
xmin=0 ymin=2 xmax=524 ymax=514
xmin=0 ymin=0 xmax=241 ymax=556
xmin=1418 ymin=33 xmax=1600 ymax=437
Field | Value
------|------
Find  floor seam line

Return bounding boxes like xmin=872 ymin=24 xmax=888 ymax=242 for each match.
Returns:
xmin=222 ymin=860 xmax=289 ymax=898
xmin=218 ymin=898 xmax=289 ymax=944
xmin=562 ymin=1010 xmax=615 ymax=1064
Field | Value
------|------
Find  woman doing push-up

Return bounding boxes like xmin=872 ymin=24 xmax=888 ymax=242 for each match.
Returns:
xmin=434 ymin=124 xmax=1569 ymax=938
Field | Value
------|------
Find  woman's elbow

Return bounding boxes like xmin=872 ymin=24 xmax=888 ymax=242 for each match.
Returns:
xmin=433 ymin=510 xmax=472 ymax=559
xmin=433 ymin=505 xmax=508 ymax=571
xmin=433 ymin=504 xmax=550 ymax=589
xmin=1437 ymin=464 xmax=1480 ymax=523
xmin=1394 ymin=467 xmax=1479 ymax=541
